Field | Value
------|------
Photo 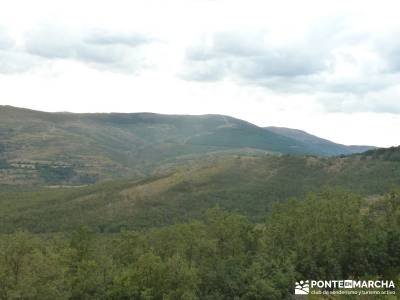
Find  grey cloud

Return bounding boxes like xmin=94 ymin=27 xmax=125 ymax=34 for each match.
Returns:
xmin=0 ymin=24 xmax=154 ymax=74
xmin=326 ymin=78 xmax=395 ymax=95
xmin=23 ymin=25 xmax=156 ymax=72
xmin=181 ymin=59 xmax=228 ymax=82
xmin=0 ymin=50 xmax=42 ymax=74
xmin=182 ymin=29 xmax=332 ymax=83
xmin=25 ymin=30 xmax=120 ymax=64
xmin=183 ymin=23 xmax=400 ymax=97
xmin=0 ymin=28 xmax=14 ymax=50
xmin=181 ymin=23 xmax=400 ymax=114
xmin=212 ymin=31 xmax=268 ymax=57
xmin=251 ymin=72 xmax=398 ymax=97
xmin=386 ymin=50 xmax=400 ymax=72
xmin=186 ymin=45 xmax=218 ymax=61
xmin=374 ymin=33 xmax=400 ymax=74
xmin=232 ymin=51 xmax=327 ymax=78
xmin=0 ymin=28 xmax=42 ymax=74
xmin=25 ymin=27 xmax=77 ymax=59
xmin=319 ymin=89 xmax=400 ymax=114
xmin=85 ymin=30 xmax=152 ymax=47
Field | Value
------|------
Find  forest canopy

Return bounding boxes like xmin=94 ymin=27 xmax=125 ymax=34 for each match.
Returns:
xmin=0 ymin=189 xmax=399 ymax=299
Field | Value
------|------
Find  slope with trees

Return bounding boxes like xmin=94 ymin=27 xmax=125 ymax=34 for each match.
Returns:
xmin=0 ymin=189 xmax=398 ymax=299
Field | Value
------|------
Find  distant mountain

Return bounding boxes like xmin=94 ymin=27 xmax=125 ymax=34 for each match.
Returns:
xmin=0 ymin=105 xmax=375 ymax=185
xmin=266 ymin=126 xmax=375 ymax=156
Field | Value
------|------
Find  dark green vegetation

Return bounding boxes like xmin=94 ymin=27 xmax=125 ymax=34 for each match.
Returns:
xmin=2 ymin=150 xmax=400 ymax=233
xmin=361 ymin=146 xmax=400 ymax=161
xmin=0 ymin=190 xmax=399 ymax=299
xmin=0 ymin=106 xmax=374 ymax=185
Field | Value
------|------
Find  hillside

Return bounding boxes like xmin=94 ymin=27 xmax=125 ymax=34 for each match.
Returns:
xmin=0 ymin=106 xmax=375 ymax=185
xmin=266 ymin=126 xmax=375 ymax=156
xmin=1 ymin=150 xmax=399 ymax=233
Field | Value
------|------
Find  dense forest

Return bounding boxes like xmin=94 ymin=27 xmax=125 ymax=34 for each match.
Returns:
xmin=2 ymin=152 xmax=400 ymax=234
xmin=1 ymin=189 xmax=399 ymax=299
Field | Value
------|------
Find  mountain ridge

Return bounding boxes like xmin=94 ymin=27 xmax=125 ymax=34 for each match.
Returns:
xmin=0 ymin=105 xmax=376 ymax=185
xmin=266 ymin=126 xmax=375 ymax=156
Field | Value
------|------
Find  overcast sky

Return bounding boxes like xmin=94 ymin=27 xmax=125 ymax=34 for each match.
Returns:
xmin=1 ymin=0 xmax=400 ymax=147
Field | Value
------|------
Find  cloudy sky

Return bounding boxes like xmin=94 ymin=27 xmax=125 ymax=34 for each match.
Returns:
xmin=1 ymin=0 xmax=400 ymax=147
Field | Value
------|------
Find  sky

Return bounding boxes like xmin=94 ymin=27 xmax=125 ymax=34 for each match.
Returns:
xmin=1 ymin=0 xmax=400 ymax=147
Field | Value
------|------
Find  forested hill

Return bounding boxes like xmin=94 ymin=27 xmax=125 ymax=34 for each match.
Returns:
xmin=359 ymin=145 xmax=400 ymax=160
xmin=0 ymin=105 xmax=374 ymax=185
xmin=2 ymin=151 xmax=400 ymax=233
